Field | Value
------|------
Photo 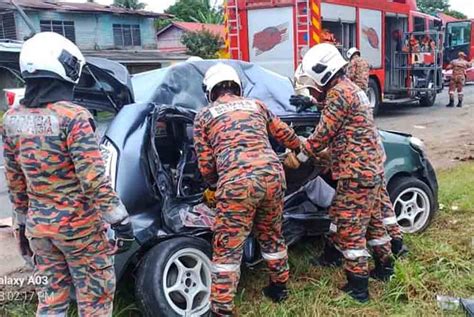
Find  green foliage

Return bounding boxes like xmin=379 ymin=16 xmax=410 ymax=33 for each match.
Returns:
xmin=156 ymin=0 xmax=223 ymax=30
xmin=416 ymin=0 xmax=449 ymax=15
xmin=444 ymin=9 xmax=468 ymax=20
xmin=416 ymin=0 xmax=468 ymax=20
xmin=181 ymin=29 xmax=223 ymax=59
xmin=113 ymin=0 xmax=146 ymax=10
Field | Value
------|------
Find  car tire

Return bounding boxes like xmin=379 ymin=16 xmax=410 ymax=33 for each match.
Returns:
xmin=135 ymin=237 xmax=212 ymax=317
xmin=388 ymin=176 xmax=436 ymax=234
xmin=367 ymin=78 xmax=381 ymax=116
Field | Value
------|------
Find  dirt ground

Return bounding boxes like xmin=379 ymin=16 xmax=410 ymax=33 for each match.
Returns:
xmin=376 ymin=84 xmax=474 ymax=170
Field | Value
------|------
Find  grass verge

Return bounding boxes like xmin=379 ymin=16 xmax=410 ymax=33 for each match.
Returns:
xmin=1 ymin=163 xmax=473 ymax=317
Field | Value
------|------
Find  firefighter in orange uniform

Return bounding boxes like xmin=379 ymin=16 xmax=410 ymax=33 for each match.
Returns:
xmin=293 ymin=44 xmax=394 ymax=303
xmin=446 ymin=51 xmax=473 ymax=108
xmin=194 ymin=63 xmax=302 ymax=316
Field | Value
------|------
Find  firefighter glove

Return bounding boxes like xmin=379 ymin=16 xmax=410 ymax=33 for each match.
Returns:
xmin=203 ymin=188 xmax=217 ymax=207
xmin=111 ymin=217 xmax=134 ymax=254
xmin=283 ymin=151 xmax=301 ymax=169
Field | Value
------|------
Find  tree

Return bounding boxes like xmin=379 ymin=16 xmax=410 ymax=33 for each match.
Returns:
xmin=444 ymin=9 xmax=467 ymax=20
xmin=156 ymin=0 xmax=223 ymax=30
xmin=113 ymin=0 xmax=146 ymax=10
xmin=181 ymin=28 xmax=223 ymax=59
xmin=416 ymin=0 xmax=449 ymax=15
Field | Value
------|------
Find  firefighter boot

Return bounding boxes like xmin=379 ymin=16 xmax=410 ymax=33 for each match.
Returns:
xmin=457 ymin=95 xmax=463 ymax=108
xmin=341 ymin=271 xmax=369 ymax=303
xmin=391 ymin=238 xmax=409 ymax=258
xmin=370 ymin=256 xmax=395 ymax=282
xmin=209 ymin=309 xmax=234 ymax=317
xmin=262 ymin=281 xmax=289 ymax=303
xmin=446 ymin=95 xmax=454 ymax=107
xmin=311 ymin=242 xmax=343 ymax=267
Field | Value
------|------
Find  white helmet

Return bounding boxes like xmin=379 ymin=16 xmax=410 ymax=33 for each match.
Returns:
xmin=302 ymin=43 xmax=348 ymax=88
xmin=203 ymin=63 xmax=242 ymax=102
xmin=293 ymin=64 xmax=321 ymax=94
xmin=20 ymin=32 xmax=85 ymax=84
xmin=346 ymin=47 xmax=360 ymax=60
xmin=186 ymin=56 xmax=203 ymax=62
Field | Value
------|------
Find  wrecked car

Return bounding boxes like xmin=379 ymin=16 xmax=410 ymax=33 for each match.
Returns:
xmin=95 ymin=60 xmax=438 ymax=316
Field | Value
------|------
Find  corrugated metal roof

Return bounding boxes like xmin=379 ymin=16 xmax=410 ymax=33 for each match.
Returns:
xmin=0 ymin=0 xmax=171 ymax=18
xmin=83 ymin=49 xmax=188 ymax=64
xmin=157 ymin=21 xmax=225 ymax=38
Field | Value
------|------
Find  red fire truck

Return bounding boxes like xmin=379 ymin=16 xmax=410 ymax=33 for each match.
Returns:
xmin=444 ymin=19 xmax=474 ymax=64
xmin=224 ymin=0 xmax=444 ymax=114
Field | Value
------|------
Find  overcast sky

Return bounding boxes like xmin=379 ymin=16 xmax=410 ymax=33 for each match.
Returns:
xmin=62 ymin=0 xmax=474 ymax=17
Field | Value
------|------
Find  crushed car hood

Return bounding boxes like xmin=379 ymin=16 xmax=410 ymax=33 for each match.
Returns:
xmin=73 ymin=57 xmax=134 ymax=112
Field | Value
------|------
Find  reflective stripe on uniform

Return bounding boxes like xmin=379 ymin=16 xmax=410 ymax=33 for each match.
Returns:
xmin=367 ymin=235 xmax=392 ymax=247
xmin=383 ymin=216 xmax=398 ymax=226
xmin=261 ymin=249 xmax=287 ymax=261
xmin=341 ymin=248 xmax=370 ymax=260
xmin=329 ymin=223 xmax=337 ymax=233
xmin=212 ymin=263 xmax=240 ymax=273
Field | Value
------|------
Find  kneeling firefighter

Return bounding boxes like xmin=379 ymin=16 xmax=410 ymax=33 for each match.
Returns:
xmin=2 ymin=32 xmax=134 ymax=316
xmin=293 ymin=44 xmax=395 ymax=302
xmin=194 ymin=63 xmax=302 ymax=316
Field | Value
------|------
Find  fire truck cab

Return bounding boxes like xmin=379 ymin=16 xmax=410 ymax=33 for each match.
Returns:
xmin=444 ymin=19 xmax=474 ymax=65
xmin=225 ymin=0 xmax=444 ymax=114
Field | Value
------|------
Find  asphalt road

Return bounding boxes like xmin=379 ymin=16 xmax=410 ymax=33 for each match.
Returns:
xmin=0 ymin=86 xmax=473 ymax=220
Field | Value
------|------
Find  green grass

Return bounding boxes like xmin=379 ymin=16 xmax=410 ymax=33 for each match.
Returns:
xmin=1 ymin=163 xmax=473 ymax=317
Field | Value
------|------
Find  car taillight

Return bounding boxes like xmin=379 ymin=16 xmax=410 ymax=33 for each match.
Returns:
xmin=5 ymin=91 xmax=15 ymax=106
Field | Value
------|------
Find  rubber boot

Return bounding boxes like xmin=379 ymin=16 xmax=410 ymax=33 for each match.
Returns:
xmin=262 ymin=281 xmax=289 ymax=303
xmin=370 ymin=256 xmax=395 ymax=282
xmin=341 ymin=271 xmax=369 ymax=303
xmin=391 ymin=238 xmax=409 ymax=258
xmin=446 ymin=96 xmax=454 ymax=107
xmin=311 ymin=243 xmax=343 ymax=267
xmin=457 ymin=97 xmax=463 ymax=108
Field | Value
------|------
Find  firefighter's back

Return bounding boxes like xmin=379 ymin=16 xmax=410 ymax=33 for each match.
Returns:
xmin=196 ymin=94 xmax=283 ymax=185
xmin=3 ymin=101 xmax=105 ymax=239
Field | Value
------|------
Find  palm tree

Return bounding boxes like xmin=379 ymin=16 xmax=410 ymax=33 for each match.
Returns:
xmin=113 ymin=0 xmax=146 ymax=10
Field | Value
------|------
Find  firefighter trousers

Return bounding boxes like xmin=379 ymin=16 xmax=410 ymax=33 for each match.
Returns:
xmin=328 ymin=177 xmax=392 ymax=276
xmin=211 ymin=174 xmax=289 ymax=313
xmin=29 ymin=231 xmax=115 ymax=317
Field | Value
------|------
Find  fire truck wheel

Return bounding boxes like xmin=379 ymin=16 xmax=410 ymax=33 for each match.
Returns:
xmin=367 ymin=78 xmax=381 ymax=116
xmin=420 ymin=92 xmax=437 ymax=107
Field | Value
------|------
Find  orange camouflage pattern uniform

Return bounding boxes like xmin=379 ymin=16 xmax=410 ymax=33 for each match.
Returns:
xmin=302 ymin=77 xmax=392 ymax=276
xmin=448 ymin=58 xmax=472 ymax=101
xmin=2 ymin=101 xmax=124 ymax=316
xmin=347 ymin=55 xmax=370 ymax=93
xmin=194 ymin=94 xmax=300 ymax=313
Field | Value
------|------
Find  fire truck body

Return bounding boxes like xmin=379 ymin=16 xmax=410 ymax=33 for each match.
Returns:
xmin=444 ymin=19 xmax=474 ymax=64
xmin=225 ymin=0 xmax=444 ymax=113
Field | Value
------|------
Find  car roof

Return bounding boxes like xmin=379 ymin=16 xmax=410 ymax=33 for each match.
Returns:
xmin=136 ymin=59 xmax=299 ymax=116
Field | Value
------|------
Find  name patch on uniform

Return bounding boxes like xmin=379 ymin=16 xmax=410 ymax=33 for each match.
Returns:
xmin=357 ymin=91 xmax=371 ymax=108
xmin=4 ymin=114 xmax=60 ymax=137
xmin=209 ymin=101 xmax=258 ymax=118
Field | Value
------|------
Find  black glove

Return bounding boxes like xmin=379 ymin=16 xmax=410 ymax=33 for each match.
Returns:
xmin=289 ymin=95 xmax=315 ymax=113
xmin=16 ymin=225 xmax=33 ymax=258
xmin=111 ymin=218 xmax=135 ymax=254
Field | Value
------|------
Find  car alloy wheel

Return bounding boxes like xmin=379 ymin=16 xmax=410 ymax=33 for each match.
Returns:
xmin=393 ymin=187 xmax=431 ymax=233
xmin=163 ymin=248 xmax=212 ymax=315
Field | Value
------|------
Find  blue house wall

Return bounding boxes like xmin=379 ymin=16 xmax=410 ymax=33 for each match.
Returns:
xmin=15 ymin=10 xmax=157 ymax=50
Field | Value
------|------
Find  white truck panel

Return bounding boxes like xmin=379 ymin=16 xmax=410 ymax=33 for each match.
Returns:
xmin=359 ymin=9 xmax=382 ymax=69
xmin=247 ymin=7 xmax=295 ymax=78
xmin=321 ymin=3 xmax=356 ymax=23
